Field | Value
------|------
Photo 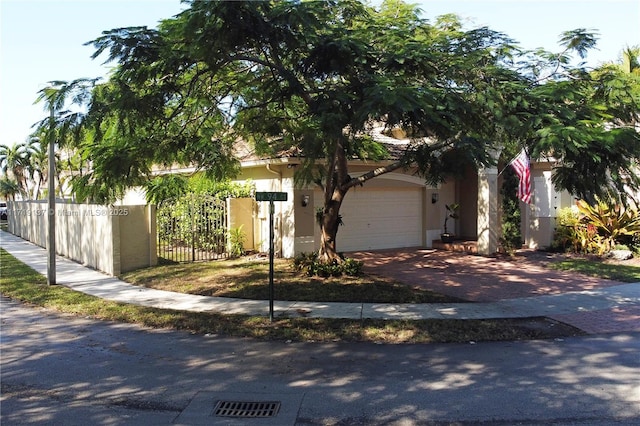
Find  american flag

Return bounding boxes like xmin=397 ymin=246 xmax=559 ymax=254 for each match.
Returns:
xmin=510 ymin=148 xmax=532 ymax=204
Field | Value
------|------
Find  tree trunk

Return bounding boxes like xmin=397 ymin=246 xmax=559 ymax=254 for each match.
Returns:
xmin=317 ymin=137 xmax=349 ymax=264
xmin=316 ymin=137 xmax=407 ymax=264
xmin=318 ymin=196 xmax=345 ymax=264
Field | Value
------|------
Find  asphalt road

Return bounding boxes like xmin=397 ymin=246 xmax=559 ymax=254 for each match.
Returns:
xmin=1 ymin=296 xmax=639 ymax=425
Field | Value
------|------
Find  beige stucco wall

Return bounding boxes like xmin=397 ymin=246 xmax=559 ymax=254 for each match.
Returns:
xmin=228 ymin=197 xmax=256 ymax=251
xmin=236 ymin=164 xmax=296 ymax=257
xmin=7 ymin=201 xmax=157 ymax=275
xmin=7 ymin=200 xmax=48 ymax=247
xmin=56 ymin=204 xmax=115 ymax=274
xmin=233 ymin=158 xmax=574 ymax=255
xmin=118 ymin=205 xmax=157 ymax=273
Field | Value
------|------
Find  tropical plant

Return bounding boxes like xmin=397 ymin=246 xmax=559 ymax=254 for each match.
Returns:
xmin=0 ymin=142 xmax=30 ymax=197
xmin=575 ymin=198 xmax=640 ymax=254
xmin=0 ymin=177 xmax=21 ymax=200
xmin=443 ymin=203 xmax=460 ymax=235
xmin=228 ymin=225 xmax=246 ymax=258
xmin=551 ymin=207 xmax=582 ymax=252
xmin=145 ymin=174 xmax=189 ymax=205
xmin=186 ymin=176 xmax=254 ymax=200
xmin=538 ymin=43 xmax=640 ymax=206
xmin=24 ymin=139 xmax=49 ymax=199
xmin=32 ymin=78 xmax=105 ymax=203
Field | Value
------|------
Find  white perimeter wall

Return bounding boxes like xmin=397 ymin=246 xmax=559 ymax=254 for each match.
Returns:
xmin=7 ymin=201 xmax=157 ymax=276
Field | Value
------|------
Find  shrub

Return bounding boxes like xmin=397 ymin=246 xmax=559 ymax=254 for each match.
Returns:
xmin=551 ymin=207 xmax=581 ymax=252
xmin=293 ymin=251 xmax=318 ymax=273
xmin=293 ymin=252 xmax=364 ymax=277
xmin=499 ymin=167 xmax=522 ymax=255
xmin=342 ymin=258 xmax=364 ymax=276
xmin=576 ymin=198 xmax=640 ymax=255
xmin=228 ymin=226 xmax=246 ymax=258
xmin=552 ymin=199 xmax=640 ymax=255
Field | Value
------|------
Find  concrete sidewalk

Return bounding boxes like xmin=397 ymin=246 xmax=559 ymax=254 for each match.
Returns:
xmin=2 ymin=230 xmax=639 ymax=326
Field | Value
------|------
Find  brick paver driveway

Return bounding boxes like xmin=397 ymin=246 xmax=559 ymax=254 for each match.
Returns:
xmin=351 ymin=248 xmax=640 ymax=334
xmin=351 ymin=248 xmax=624 ymax=302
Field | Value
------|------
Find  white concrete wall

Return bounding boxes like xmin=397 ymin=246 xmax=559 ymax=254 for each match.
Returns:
xmin=7 ymin=201 xmax=157 ymax=275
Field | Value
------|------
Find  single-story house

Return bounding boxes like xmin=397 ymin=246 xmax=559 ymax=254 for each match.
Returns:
xmin=150 ymin=130 xmax=575 ymax=258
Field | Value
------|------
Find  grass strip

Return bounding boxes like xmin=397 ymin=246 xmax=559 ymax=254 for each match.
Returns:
xmin=548 ymin=258 xmax=640 ymax=282
xmin=1 ymin=248 xmax=585 ymax=344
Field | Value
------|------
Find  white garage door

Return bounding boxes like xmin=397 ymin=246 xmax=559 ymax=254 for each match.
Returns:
xmin=334 ymin=188 xmax=423 ymax=252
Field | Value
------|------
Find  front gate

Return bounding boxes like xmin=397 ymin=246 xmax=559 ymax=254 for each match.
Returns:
xmin=157 ymin=194 xmax=228 ymax=263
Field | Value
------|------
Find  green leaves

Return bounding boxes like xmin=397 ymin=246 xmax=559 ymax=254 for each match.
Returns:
xmin=528 ymin=57 xmax=640 ymax=204
xmin=575 ymin=198 xmax=640 ymax=254
xmin=559 ymin=28 xmax=599 ymax=59
xmin=50 ymin=0 xmax=636 ymax=217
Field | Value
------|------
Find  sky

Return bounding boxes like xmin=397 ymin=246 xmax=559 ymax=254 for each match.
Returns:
xmin=1 ymin=0 xmax=639 ymax=148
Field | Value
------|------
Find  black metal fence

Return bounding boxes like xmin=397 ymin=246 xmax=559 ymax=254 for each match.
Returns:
xmin=157 ymin=194 xmax=228 ymax=263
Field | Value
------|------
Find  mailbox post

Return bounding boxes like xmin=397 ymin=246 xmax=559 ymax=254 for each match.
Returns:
xmin=255 ymin=191 xmax=287 ymax=322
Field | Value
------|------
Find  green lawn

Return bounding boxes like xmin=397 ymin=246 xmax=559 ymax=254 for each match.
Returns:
xmin=122 ymin=257 xmax=467 ymax=303
xmin=0 ymin=248 xmax=585 ymax=343
xmin=548 ymin=258 xmax=640 ymax=282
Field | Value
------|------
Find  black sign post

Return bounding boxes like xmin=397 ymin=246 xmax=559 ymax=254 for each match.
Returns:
xmin=255 ymin=192 xmax=288 ymax=322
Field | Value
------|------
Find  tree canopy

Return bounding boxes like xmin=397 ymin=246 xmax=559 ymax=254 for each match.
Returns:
xmin=42 ymin=0 xmax=640 ymax=260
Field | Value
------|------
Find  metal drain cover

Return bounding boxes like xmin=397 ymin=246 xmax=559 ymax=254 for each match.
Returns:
xmin=214 ymin=400 xmax=281 ymax=418
xmin=174 ymin=391 xmax=302 ymax=425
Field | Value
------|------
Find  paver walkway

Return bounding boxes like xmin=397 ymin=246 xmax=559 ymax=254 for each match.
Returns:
xmin=2 ymin=231 xmax=639 ymax=334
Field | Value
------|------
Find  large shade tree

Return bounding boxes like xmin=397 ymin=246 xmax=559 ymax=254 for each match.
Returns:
xmin=527 ymin=43 xmax=640 ymax=205
xmin=70 ymin=0 xmax=639 ymax=261
xmin=78 ymin=0 xmax=530 ymax=261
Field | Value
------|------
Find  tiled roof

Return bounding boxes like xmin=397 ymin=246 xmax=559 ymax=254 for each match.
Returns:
xmin=236 ymin=126 xmax=414 ymax=163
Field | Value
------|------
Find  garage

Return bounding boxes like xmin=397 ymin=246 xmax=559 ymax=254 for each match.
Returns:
xmin=326 ymin=187 xmax=424 ymax=252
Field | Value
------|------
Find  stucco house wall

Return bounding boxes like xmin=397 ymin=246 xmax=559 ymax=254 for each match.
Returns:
xmin=234 ymin=157 xmax=576 ymax=256
xmin=234 ymin=161 xmax=447 ymax=256
xmin=129 ymin=155 xmax=575 ymax=258
xmin=227 ymin=197 xmax=256 ymax=252
xmin=523 ymin=162 xmax=575 ymax=249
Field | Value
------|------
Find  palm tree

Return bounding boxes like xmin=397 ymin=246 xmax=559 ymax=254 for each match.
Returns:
xmin=621 ymin=46 xmax=640 ymax=75
xmin=24 ymin=138 xmax=49 ymax=199
xmin=32 ymin=78 xmax=99 ymax=199
xmin=0 ymin=142 xmax=30 ymax=198
xmin=0 ymin=176 xmax=21 ymax=200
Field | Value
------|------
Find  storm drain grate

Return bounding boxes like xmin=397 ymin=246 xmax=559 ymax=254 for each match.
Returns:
xmin=213 ymin=400 xmax=281 ymax=418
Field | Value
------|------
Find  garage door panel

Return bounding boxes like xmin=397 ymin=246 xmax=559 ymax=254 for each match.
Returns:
xmin=337 ymin=189 xmax=422 ymax=251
